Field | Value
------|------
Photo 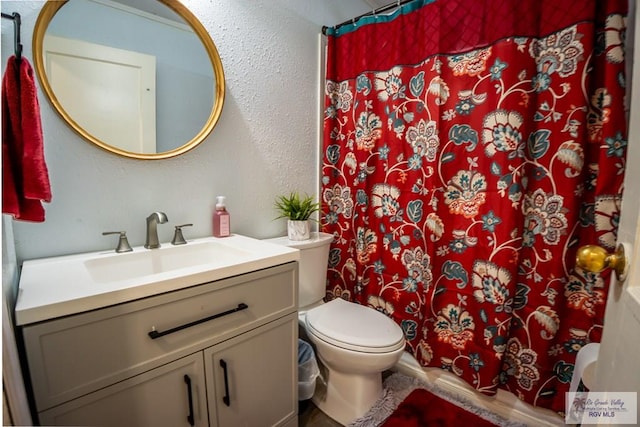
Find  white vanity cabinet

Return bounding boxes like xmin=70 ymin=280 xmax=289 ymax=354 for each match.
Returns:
xmin=21 ymin=262 xmax=298 ymax=427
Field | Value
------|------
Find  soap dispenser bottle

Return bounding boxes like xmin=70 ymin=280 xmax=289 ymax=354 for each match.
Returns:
xmin=213 ymin=196 xmax=231 ymax=237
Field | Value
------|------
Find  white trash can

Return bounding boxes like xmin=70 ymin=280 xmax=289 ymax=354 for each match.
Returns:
xmin=298 ymin=339 xmax=319 ymax=400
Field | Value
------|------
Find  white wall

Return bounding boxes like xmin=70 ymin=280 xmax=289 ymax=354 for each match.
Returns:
xmin=0 ymin=0 xmax=371 ymax=263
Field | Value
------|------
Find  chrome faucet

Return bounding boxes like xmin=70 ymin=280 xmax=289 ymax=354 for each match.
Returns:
xmin=145 ymin=212 xmax=168 ymax=249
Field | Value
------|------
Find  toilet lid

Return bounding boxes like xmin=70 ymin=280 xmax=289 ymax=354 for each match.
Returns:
xmin=305 ymin=298 xmax=405 ymax=353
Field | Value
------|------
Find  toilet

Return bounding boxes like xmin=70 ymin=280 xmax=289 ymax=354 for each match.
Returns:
xmin=266 ymin=232 xmax=405 ymax=425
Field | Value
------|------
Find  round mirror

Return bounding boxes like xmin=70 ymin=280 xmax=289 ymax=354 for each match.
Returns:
xmin=33 ymin=0 xmax=225 ymax=159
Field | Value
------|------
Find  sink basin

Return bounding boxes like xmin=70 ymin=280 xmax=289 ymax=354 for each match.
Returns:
xmin=84 ymin=241 xmax=251 ymax=283
xmin=15 ymin=234 xmax=299 ymax=326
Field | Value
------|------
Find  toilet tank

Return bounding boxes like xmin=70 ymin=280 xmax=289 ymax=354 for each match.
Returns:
xmin=265 ymin=232 xmax=333 ymax=308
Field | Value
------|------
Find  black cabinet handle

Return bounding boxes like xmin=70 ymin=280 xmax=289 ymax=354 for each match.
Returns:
xmin=148 ymin=303 xmax=249 ymax=339
xmin=220 ymin=359 xmax=231 ymax=407
xmin=184 ymin=375 xmax=195 ymax=426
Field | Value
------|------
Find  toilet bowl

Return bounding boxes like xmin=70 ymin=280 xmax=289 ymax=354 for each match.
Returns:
xmin=265 ymin=233 xmax=405 ymax=425
xmin=305 ymin=298 xmax=405 ymax=425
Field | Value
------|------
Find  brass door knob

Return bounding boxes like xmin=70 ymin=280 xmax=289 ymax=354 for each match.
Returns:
xmin=576 ymin=243 xmax=629 ymax=281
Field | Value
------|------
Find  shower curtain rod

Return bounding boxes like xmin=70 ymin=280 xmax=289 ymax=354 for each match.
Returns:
xmin=322 ymin=0 xmax=415 ymax=35
xmin=1 ymin=12 xmax=22 ymax=61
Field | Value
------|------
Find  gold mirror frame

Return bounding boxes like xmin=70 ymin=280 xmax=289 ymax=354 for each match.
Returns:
xmin=33 ymin=0 xmax=225 ymax=160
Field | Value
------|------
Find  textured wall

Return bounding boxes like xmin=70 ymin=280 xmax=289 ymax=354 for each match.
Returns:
xmin=0 ymin=0 xmax=370 ymax=262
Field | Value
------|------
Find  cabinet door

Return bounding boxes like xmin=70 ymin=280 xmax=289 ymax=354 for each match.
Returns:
xmin=205 ymin=314 xmax=297 ymax=427
xmin=39 ymin=353 xmax=210 ymax=427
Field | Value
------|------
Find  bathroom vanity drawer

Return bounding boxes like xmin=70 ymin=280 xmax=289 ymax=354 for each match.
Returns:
xmin=23 ymin=262 xmax=297 ymax=411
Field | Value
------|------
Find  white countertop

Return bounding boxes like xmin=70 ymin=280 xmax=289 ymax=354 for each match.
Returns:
xmin=15 ymin=234 xmax=299 ymax=326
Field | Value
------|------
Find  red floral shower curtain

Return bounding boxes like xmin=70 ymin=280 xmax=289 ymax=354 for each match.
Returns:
xmin=321 ymin=0 xmax=628 ymax=414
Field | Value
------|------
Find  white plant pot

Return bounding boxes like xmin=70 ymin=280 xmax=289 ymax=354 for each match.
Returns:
xmin=288 ymin=220 xmax=310 ymax=241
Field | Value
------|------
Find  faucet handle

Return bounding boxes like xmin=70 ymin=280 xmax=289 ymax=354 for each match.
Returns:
xmin=102 ymin=231 xmax=133 ymax=253
xmin=171 ymin=224 xmax=193 ymax=245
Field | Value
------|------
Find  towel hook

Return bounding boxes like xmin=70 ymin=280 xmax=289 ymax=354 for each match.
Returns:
xmin=1 ymin=12 xmax=22 ymax=62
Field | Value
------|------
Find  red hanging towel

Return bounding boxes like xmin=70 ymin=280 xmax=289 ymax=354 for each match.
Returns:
xmin=2 ymin=55 xmax=51 ymax=222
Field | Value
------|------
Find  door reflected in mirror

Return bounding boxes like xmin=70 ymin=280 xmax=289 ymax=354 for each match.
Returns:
xmin=33 ymin=0 xmax=225 ymax=159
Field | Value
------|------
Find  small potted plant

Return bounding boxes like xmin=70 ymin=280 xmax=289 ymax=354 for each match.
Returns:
xmin=274 ymin=192 xmax=320 ymax=241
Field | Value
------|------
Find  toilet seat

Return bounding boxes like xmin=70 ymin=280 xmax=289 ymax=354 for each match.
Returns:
xmin=305 ymin=298 xmax=405 ymax=354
